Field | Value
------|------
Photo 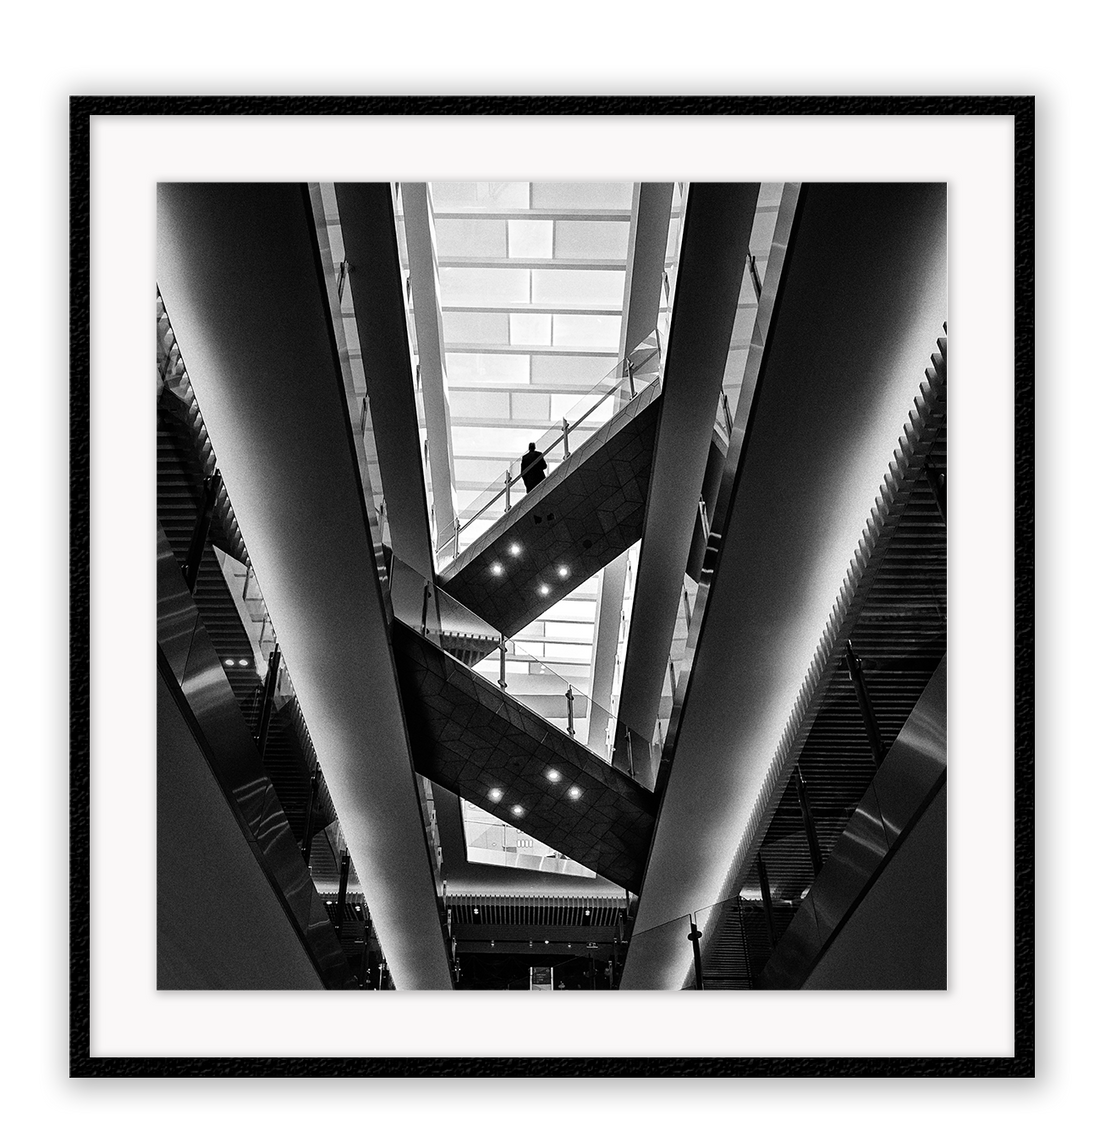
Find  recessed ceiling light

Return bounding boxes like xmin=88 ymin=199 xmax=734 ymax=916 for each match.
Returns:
xmin=473 ymin=907 xmax=479 ymax=915
xmin=538 ymin=584 xmax=550 ymax=596
xmin=488 ymin=788 xmax=503 ymax=802
xmin=557 ymin=566 xmax=569 ymax=578
xmin=490 ymin=562 xmax=504 ymax=576
xmin=509 ymin=543 xmax=522 ymax=556
xmin=511 ymin=805 xmax=525 ymax=818
xmin=544 ymin=939 xmax=549 ymax=945
xmin=238 ymin=658 xmax=249 ymax=666
xmin=224 ymin=658 xmax=234 ymax=666
xmin=546 ymin=768 xmax=561 ymax=783
xmin=568 ymin=786 xmax=582 ymax=800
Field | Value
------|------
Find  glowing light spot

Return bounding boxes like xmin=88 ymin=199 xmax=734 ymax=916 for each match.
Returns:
xmin=509 ymin=543 xmax=522 ymax=557
xmin=568 ymin=786 xmax=582 ymax=800
xmin=490 ymin=562 xmax=504 ymax=575
xmin=488 ymin=788 xmax=503 ymax=802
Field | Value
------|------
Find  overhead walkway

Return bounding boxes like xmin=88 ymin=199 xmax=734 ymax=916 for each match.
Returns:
xmin=437 ymin=336 xmax=663 ymax=637
xmin=388 ymin=558 xmax=658 ymax=892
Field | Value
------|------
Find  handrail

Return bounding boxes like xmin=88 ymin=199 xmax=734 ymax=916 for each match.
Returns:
xmin=441 ymin=337 xmax=662 ymax=558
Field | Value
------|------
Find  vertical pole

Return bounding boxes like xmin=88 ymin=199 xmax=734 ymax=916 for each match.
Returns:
xmin=757 ymin=854 xmax=777 ymax=951
xmin=301 ymin=765 xmax=320 ymax=864
xmin=795 ymin=767 xmax=824 ymax=876
xmin=182 ymin=469 xmax=223 ymax=593
xmin=925 ymin=460 xmax=947 ymax=525
xmin=688 ymin=920 xmax=704 ymax=990
xmin=359 ymin=920 xmax=371 ymax=988
xmin=845 ymin=641 xmax=886 ymax=765
xmin=748 ymin=254 xmax=762 ymax=300
xmin=498 ymin=635 xmax=507 ymax=690
xmin=256 ymin=643 xmax=282 ymax=760
xmin=737 ymin=896 xmax=754 ymax=989
xmin=626 ymin=355 xmax=636 ymax=398
xmin=625 ymin=730 xmax=635 ymax=779
xmin=504 ymin=467 xmax=512 ymax=511
xmin=420 ymin=582 xmax=431 ymax=636
xmin=335 ymin=849 xmax=350 ymax=934
xmin=566 ymin=685 xmax=575 ymax=736
xmin=562 ymin=418 xmax=570 ymax=459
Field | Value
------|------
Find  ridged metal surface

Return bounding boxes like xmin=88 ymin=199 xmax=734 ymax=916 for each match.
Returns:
xmin=157 ymin=529 xmax=357 ymax=989
xmin=699 ymin=332 xmax=947 ymax=987
xmin=448 ymin=894 xmax=626 ymax=930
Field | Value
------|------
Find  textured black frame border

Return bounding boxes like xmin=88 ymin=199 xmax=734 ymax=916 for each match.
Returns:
xmin=69 ymin=94 xmax=1034 ymax=1078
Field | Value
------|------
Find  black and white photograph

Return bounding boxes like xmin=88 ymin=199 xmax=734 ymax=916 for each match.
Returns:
xmin=61 ymin=94 xmax=1041 ymax=1090
xmin=154 ymin=178 xmax=948 ymax=994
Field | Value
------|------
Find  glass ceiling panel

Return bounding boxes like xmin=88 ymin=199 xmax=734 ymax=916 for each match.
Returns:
xmin=552 ymin=313 xmax=621 ymax=349
xmin=508 ymin=219 xmax=554 ymax=259
xmin=530 ymin=354 xmax=618 ymax=388
xmin=554 ymin=220 xmax=630 ymax=260
xmin=433 ymin=217 xmax=508 ymax=258
xmin=431 ymin=181 xmax=531 ymax=210
xmin=530 ymin=182 xmax=633 ymax=210
xmin=446 ymin=352 xmax=531 ymax=385
xmin=442 ymin=310 xmax=512 ymax=345
xmin=439 ymin=267 xmax=530 ymax=306
xmin=530 ymin=268 xmax=625 ymax=307
xmin=510 ymin=312 xmax=552 ymax=345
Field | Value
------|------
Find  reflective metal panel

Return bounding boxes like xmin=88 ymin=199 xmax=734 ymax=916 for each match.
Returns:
xmin=759 ymin=656 xmax=946 ymax=988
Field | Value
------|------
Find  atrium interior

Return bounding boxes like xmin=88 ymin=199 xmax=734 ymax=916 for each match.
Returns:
xmin=156 ymin=180 xmax=947 ymax=990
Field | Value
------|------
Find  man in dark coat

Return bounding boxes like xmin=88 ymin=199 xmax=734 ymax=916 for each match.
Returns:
xmin=519 ymin=442 xmax=548 ymax=492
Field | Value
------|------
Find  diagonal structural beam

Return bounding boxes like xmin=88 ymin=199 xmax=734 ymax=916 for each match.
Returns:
xmin=621 ymin=184 xmax=946 ymax=989
xmin=401 ymin=183 xmax=458 ymax=551
xmin=589 ymin=184 xmax=674 ymax=754
xmin=334 ymin=184 xmax=435 ymax=580
xmin=158 ymin=183 xmax=453 ymax=989
xmin=613 ymin=184 xmax=761 ymax=789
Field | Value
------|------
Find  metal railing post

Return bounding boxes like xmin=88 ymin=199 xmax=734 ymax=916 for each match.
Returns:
xmin=301 ymin=766 xmax=320 ymax=864
xmin=565 ymin=685 xmax=575 ymax=736
xmin=182 ymin=469 xmax=223 ymax=593
xmin=794 ymin=766 xmax=824 ymax=875
xmin=625 ymin=730 xmax=635 ymax=779
xmin=504 ymin=468 xmax=512 ymax=511
xmin=845 ymin=641 xmax=886 ymax=765
xmin=748 ymin=254 xmax=762 ymax=300
xmin=757 ymin=854 xmax=777 ymax=951
xmin=498 ymin=635 xmax=508 ymax=690
xmin=688 ymin=920 xmax=704 ymax=990
xmin=626 ymin=355 xmax=636 ymax=398
xmin=562 ymin=418 xmax=570 ymax=459
xmin=335 ymin=849 xmax=351 ymax=934
xmin=256 ymin=643 xmax=282 ymax=760
xmin=421 ymin=583 xmax=431 ymax=637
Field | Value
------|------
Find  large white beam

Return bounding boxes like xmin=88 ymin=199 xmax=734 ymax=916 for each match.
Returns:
xmin=621 ymin=184 xmax=947 ymax=989
xmin=158 ymin=183 xmax=454 ymax=989
xmin=588 ymin=184 xmax=673 ymax=753
xmin=614 ymin=184 xmax=761 ymax=788
xmin=401 ymin=183 xmax=457 ymax=552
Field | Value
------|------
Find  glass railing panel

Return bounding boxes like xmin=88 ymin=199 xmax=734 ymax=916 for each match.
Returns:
xmin=435 ymin=331 xmax=663 ymax=564
xmin=390 ymin=554 xmax=661 ymax=781
xmin=622 ymin=911 xmax=693 ymax=989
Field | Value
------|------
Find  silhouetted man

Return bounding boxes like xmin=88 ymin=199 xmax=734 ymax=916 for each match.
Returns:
xmin=519 ymin=442 xmax=548 ymax=492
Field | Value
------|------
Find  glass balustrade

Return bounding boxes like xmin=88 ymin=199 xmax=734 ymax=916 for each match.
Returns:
xmin=390 ymin=554 xmax=662 ymax=780
xmin=436 ymin=331 xmax=663 ymax=564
